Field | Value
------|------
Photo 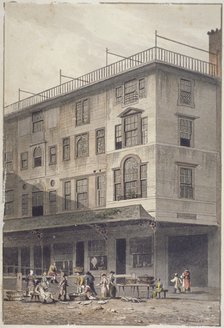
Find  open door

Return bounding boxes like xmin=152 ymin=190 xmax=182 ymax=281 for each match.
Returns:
xmin=116 ymin=239 xmax=126 ymax=276
xmin=76 ymin=241 xmax=84 ymax=270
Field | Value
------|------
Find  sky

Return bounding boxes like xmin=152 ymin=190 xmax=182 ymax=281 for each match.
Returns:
xmin=4 ymin=2 xmax=222 ymax=106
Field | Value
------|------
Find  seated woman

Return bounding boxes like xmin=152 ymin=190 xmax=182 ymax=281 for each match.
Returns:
xmin=152 ymin=278 xmax=163 ymax=298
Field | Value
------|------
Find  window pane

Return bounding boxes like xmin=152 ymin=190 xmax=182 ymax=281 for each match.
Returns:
xmin=96 ymin=129 xmax=105 ymax=154
xmin=63 ymin=138 xmax=70 ymax=160
xmin=76 ymin=134 xmax=88 ymax=157
xmin=180 ymin=79 xmax=192 ymax=105
xmin=49 ymin=146 xmax=57 ymax=164
xmin=115 ymin=124 xmax=122 ymax=149
xmin=76 ymin=102 xmax=82 ymax=126
xmin=83 ymin=100 xmax=89 ymax=123
xmin=124 ymin=158 xmax=138 ymax=181
xmin=49 ymin=191 xmax=57 ymax=213
xmin=124 ymin=115 xmax=138 ymax=147
xmin=114 ymin=169 xmax=121 ymax=183
xmin=96 ymin=175 xmax=106 ymax=207
xmin=22 ymin=194 xmax=28 ymax=216
xmin=141 ymin=117 xmax=148 ymax=144
xmin=124 ymin=158 xmax=138 ymax=199
xmin=124 ymin=80 xmax=138 ymax=104
xmin=180 ymin=168 xmax=193 ymax=199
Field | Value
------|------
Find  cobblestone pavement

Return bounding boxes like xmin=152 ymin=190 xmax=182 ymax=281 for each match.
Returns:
xmin=3 ymin=295 xmax=220 ymax=326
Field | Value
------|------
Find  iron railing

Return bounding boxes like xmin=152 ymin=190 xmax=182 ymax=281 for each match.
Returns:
xmin=4 ymin=46 xmax=217 ymax=115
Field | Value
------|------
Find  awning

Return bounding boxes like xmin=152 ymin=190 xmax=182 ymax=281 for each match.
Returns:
xmin=3 ymin=204 xmax=155 ymax=233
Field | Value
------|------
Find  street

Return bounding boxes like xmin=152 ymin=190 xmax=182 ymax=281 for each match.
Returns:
xmin=3 ymin=292 xmax=220 ymax=326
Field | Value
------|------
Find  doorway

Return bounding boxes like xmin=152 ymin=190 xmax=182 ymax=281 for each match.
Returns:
xmin=76 ymin=241 xmax=84 ymax=270
xmin=168 ymin=234 xmax=208 ymax=287
xmin=116 ymin=239 xmax=126 ymax=275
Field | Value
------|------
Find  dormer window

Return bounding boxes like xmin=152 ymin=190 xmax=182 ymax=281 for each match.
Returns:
xmin=115 ymin=107 xmax=148 ymax=149
xmin=115 ymin=78 xmax=146 ymax=105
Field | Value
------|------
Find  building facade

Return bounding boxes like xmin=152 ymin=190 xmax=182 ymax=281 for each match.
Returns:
xmin=3 ymin=29 xmax=221 ymax=288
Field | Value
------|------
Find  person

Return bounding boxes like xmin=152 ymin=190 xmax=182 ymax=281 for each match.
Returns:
xmin=181 ymin=269 xmax=191 ymax=292
xmin=170 ymin=273 xmax=182 ymax=293
xmin=34 ymin=279 xmax=55 ymax=303
xmin=108 ymin=271 xmax=117 ymax=298
xmin=85 ymin=271 xmax=97 ymax=296
xmin=152 ymin=278 xmax=163 ymax=298
xmin=26 ymin=269 xmax=35 ymax=297
xmin=58 ymin=273 xmax=69 ymax=301
xmin=48 ymin=262 xmax=58 ymax=283
xmin=41 ymin=272 xmax=49 ymax=287
xmin=74 ymin=272 xmax=85 ymax=294
xmin=98 ymin=273 xmax=109 ymax=298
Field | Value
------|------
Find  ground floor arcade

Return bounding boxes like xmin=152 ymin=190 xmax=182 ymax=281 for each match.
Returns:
xmin=3 ymin=205 xmax=220 ymax=288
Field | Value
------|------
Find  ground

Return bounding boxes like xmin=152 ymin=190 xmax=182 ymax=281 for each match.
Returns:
xmin=2 ymin=291 xmax=220 ymax=326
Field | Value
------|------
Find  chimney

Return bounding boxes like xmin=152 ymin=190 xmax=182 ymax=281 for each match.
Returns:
xmin=207 ymin=28 xmax=222 ymax=77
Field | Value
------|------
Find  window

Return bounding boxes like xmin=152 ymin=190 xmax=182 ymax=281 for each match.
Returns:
xmin=88 ymin=240 xmax=107 ymax=270
xmin=64 ymin=181 xmax=71 ymax=211
xmin=32 ymin=191 xmax=43 ymax=216
xmin=179 ymin=118 xmax=193 ymax=147
xmin=49 ymin=191 xmax=57 ymax=214
xmin=76 ymin=179 xmax=88 ymax=209
xmin=4 ymin=190 xmax=14 ymax=216
xmin=4 ymin=152 xmax=13 ymax=172
xmin=96 ymin=175 xmax=106 ymax=207
xmin=96 ymin=128 xmax=105 ymax=154
xmin=115 ymin=125 xmax=122 ymax=149
xmin=63 ymin=138 xmax=70 ymax=161
xmin=115 ymin=86 xmax=123 ymax=103
xmin=22 ymin=194 xmax=28 ymax=216
xmin=114 ymin=156 xmax=147 ymax=200
xmin=33 ymin=147 xmax=42 ymax=167
xmin=32 ymin=111 xmax=43 ymax=133
xmin=49 ymin=145 xmax=57 ymax=165
xmin=115 ymin=110 xmax=148 ymax=150
xmin=76 ymin=133 xmax=88 ymax=158
xmin=76 ymin=99 xmax=89 ymax=126
xmin=21 ymin=152 xmax=28 ymax=170
xmin=124 ymin=157 xmax=138 ymax=199
xmin=141 ymin=117 xmax=148 ymax=144
xmin=124 ymin=80 xmax=138 ymax=104
xmin=130 ymin=237 xmax=153 ymax=268
xmin=115 ymin=78 xmax=145 ymax=105
xmin=124 ymin=115 xmax=138 ymax=147
xmin=180 ymin=167 xmax=193 ymax=199
xmin=179 ymin=79 xmax=193 ymax=106
xmin=140 ymin=164 xmax=147 ymax=198
xmin=114 ymin=169 xmax=121 ymax=200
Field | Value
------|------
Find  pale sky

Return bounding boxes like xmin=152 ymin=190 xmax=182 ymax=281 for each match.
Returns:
xmin=4 ymin=2 xmax=221 ymax=106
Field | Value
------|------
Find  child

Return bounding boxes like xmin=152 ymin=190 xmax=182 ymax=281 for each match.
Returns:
xmin=170 ymin=273 xmax=182 ymax=293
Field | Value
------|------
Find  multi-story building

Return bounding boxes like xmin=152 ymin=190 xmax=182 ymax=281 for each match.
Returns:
xmin=3 ymin=29 xmax=221 ymax=288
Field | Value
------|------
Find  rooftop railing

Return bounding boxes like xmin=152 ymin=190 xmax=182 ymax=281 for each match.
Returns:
xmin=4 ymin=46 xmax=217 ymax=115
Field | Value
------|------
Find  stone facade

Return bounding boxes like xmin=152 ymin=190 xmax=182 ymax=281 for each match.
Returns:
xmin=3 ymin=30 xmax=221 ymax=288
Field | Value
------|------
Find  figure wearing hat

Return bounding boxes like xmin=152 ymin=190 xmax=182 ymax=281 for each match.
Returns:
xmin=108 ymin=271 xmax=117 ymax=298
xmin=170 ymin=273 xmax=182 ymax=293
xmin=98 ymin=273 xmax=109 ymax=298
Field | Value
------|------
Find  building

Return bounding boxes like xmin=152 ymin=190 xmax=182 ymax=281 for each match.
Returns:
xmin=3 ymin=29 xmax=221 ymax=288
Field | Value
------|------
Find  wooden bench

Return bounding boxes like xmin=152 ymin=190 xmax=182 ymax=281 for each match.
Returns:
xmin=156 ymin=289 xmax=168 ymax=299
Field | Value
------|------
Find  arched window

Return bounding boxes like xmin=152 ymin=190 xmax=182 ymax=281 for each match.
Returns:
xmin=124 ymin=157 xmax=138 ymax=199
xmin=113 ymin=156 xmax=147 ymax=200
xmin=76 ymin=133 xmax=88 ymax=158
xmin=33 ymin=147 xmax=42 ymax=167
